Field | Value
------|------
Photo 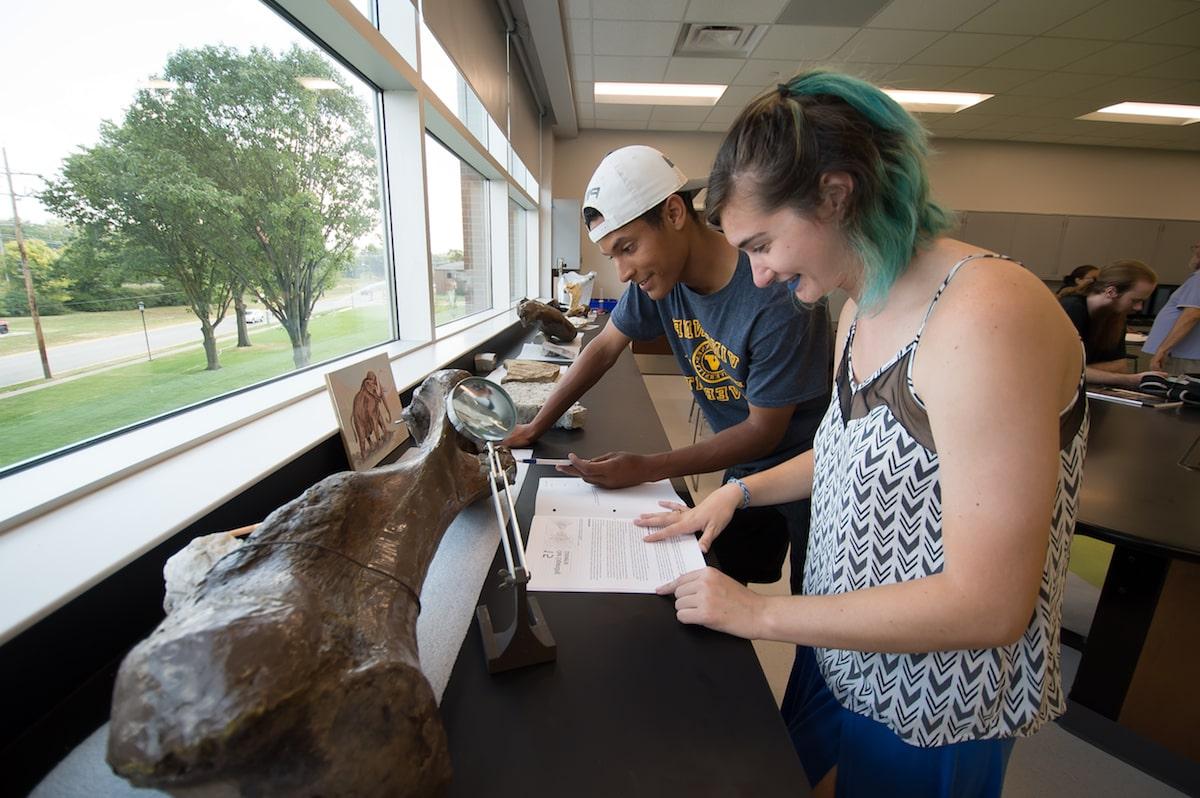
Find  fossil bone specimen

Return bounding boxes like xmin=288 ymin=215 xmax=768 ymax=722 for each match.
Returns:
xmin=517 ymin=298 xmax=578 ymax=343
xmin=107 ymin=369 xmax=508 ymax=797
xmin=501 ymin=358 xmax=561 ymax=384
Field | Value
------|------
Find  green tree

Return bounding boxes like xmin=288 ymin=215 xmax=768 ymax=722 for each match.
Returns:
xmin=42 ymin=117 xmax=238 ymax=370
xmin=153 ymin=46 xmax=379 ymax=368
xmin=1 ymin=238 xmax=72 ymax=315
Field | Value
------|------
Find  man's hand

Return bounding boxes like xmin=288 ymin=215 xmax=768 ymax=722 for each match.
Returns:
xmin=556 ymin=451 xmax=660 ymax=488
xmin=1149 ymin=352 xmax=1167 ymax=372
xmin=655 ymin=567 xmax=766 ymax=639
xmin=503 ymin=423 xmax=542 ymax=448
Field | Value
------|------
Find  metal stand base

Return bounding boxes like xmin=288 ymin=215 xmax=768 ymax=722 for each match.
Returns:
xmin=476 ymin=577 xmax=557 ymax=674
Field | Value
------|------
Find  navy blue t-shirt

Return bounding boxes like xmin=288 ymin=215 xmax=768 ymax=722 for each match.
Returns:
xmin=611 ymin=252 xmax=831 ymax=472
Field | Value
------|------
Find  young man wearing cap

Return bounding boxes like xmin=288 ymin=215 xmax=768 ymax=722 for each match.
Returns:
xmin=506 ymin=145 xmax=831 ymax=589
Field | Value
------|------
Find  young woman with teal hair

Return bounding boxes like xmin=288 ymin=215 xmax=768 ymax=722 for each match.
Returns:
xmin=636 ymin=71 xmax=1089 ymax=797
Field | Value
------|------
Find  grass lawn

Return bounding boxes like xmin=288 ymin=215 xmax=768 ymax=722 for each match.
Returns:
xmin=0 ymin=304 xmax=391 ymax=469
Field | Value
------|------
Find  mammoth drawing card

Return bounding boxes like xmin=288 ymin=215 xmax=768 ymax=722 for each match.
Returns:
xmin=325 ymin=353 xmax=409 ymax=470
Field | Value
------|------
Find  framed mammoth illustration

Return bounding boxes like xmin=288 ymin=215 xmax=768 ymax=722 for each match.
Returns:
xmin=325 ymin=353 xmax=409 ymax=470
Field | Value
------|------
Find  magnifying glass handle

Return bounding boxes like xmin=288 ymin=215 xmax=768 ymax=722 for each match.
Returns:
xmin=490 ymin=444 xmax=528 ymax=574
xmin=485 ymin=442 xmax=516 ymax=580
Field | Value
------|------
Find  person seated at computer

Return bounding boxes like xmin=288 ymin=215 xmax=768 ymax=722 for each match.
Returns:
xmin=1055 ymin=264 xmax=1098 ymax=298
xmin=1143 ymin=241 xmax=1200 ymax=375
xmin=1058 ymin=259 xmax=1165 ymax=387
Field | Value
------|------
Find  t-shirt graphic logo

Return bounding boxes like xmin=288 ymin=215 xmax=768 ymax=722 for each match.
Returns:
xmin=690 ymin=339 xmax=745 ymax=394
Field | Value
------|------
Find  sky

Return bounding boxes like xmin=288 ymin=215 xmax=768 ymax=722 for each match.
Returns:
xmin=0 ymin=0 xmax=463 ymax=254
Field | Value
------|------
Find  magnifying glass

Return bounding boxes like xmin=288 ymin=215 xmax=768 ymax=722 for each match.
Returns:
xmin=447 ymin=377 xmax=528 ymax=584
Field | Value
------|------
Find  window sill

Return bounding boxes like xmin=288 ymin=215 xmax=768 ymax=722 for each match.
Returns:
xmin=0 ymin=307 xmax=520 ymax=645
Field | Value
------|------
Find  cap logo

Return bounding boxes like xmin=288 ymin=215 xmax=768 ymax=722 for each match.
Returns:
xmin=585 ymin=186 xmax=600 ymax=201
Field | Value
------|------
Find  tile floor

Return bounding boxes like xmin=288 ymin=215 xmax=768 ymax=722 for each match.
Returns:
xmin=641 ymin=372 xmax=1187 ymax=798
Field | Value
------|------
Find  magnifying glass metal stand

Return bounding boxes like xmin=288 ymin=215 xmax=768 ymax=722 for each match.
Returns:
xmin=448 ymin=377 xmax=557 ymax=674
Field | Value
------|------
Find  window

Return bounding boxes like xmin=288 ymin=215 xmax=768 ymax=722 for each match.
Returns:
xmin=0 ymin=0 xmax=391 ymax=471
xmin=509 ymin=199 xmax=528 ymax=303
xmin=425 ymin=135 xmax=491 ymax=325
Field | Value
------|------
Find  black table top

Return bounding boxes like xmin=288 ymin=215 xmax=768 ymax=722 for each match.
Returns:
xmin=438 ymin=320 xmax=807 ymax=797
xmin=1078 ymin=399 xmax=1200 ymax=559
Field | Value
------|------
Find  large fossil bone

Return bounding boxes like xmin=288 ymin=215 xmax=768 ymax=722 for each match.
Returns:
xmin=107 ymin=369 xmax=505 ymax=797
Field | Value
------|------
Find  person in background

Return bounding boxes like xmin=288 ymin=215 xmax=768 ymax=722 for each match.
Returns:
xmin=506 ymin=145 xmax=831 ymax=590
xmin=1143 ymin=242 xmax=1200 ymax=375
xmin=639 ymin=71 xmax=1087 ymax=798
xmin=1055 ymin=264 xmax=1098 ymax=298
xmin=1057 ymin=259 xmax=1165 ymax=387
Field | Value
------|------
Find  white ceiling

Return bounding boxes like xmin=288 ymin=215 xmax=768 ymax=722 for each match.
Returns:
xmin=561 ymin=0 xmax=1200 ymax=151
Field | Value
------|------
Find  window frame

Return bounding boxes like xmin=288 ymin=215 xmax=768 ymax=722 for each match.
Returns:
xmin=0 ymin=0 xmax=543 ymax=645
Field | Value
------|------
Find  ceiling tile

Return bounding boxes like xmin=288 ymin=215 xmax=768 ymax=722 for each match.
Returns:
xmin=1135 ymin=50 xmax=1200 ymax=80
xmin=700 ymin=121 xmax=734 ymax=132
xmin=575 ymin=81 xmax=594 ymax=103
xmin=595 ymin=120 xmax=651 ymax=130
xmin=1149 ymin=81 xmax=1200 ymax=104
xmin=590 ymin=0 xmax=687 ymax=21
xmin=798 ymin=60 xmax=897 ymax=82
xmin=716 ymin=85 xmax=766 ymax=106
xmin=734 ymin=59 xmax=802 ymax=86
xmin=1008 ymin=132 xmax=1072 ymax=143
xmin=941 ymin=67 xmax=1045 ymax=93
xmin=1132 ymin=9 xmax=1200 ymax=46
xmin=649 ymin=105 xmax=714 ymax=122
xmin=924 ymin=111 xmax=994 ymax=131
xmin=592 ymin=56 xmax=670 ymax=81
xmin=1045 ymin=0 xmax=1198 ymax=40
xmin=882 ymin=64 xmax=972 ymax=88
xmin=594 ymin=103 xmax=653 ymax=121
xmin=576 ymin=102 xmax=595 ymax=122
xmin=572 ymin=54 xmax=594 ymax=82
xmin=751 ymin=25 xmax=857 ymax=60
xmin=591 ymin=21 xmax=680 ymax=56
xmin=663 ymin=57 xmax=745 ymax=83
xmin=649 ymin=120 xmax=707 ymax=130
xmin=564 ymin=0 xmax=591 ymax=20
xmin=684 ymin=0 xmax=790 ymax=24
xmin=1007 ymin=72 xmax=1112 ymax=97
xmin=956 ymin=129 xmax=1019 ymax=140
xmin=776 ymin=0 xmax=894 ymax=27
xmin=568 ymin=20 xmax=592 ymax=55
xmin=1074 ymin=76 xmax=1189 ymax=103
xmin=986 ymin=37 xmax=1110 ymax=71
xmin=970 ymin=94 xmax=1057 ymax=117
xmin=1062 ymin=42 xmax=1193 ymax=75
xmin=909 ymin=33 xmax=1031 ymax=67
xmin=969 ymin=115 xmax=1056 ymax=133
xmin=865 ymin=0 xmax=994 ymax=31
xmin=832 ymin=29 xmax=944 ymax=63
xmin=958 ymin=0 xmax=1101 ymax=36
xmin=705 ymin=105 xmax=743 ymax=125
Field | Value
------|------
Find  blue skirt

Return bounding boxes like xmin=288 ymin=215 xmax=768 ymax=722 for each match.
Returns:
xmin=781 ymin=646 xmax=1015 ymax=798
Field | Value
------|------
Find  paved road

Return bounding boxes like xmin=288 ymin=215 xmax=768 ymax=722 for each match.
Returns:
xmin=0 ymin=283 xmax=385 ymax=388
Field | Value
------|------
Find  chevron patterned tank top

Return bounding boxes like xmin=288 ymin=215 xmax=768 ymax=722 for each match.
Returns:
xmin=805 ymin=254 xmax=1089 ymax=747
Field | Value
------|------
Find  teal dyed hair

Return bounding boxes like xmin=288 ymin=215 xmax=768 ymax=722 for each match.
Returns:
xmin=707 ymin=71 xmax=955 ymax=312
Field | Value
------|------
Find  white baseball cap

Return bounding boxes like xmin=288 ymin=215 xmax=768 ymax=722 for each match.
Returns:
xmin=581 ymin=145 xmax=706 ymax=242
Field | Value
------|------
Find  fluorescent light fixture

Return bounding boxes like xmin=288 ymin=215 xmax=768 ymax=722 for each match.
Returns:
xmin=594 ymin=82 xmax=726 ymax=107
xmin=140 ymin=80 xmax=177 ymax=91
xmin=297 ymin=76 xmax=341 ymax=91
xmin=883 ymin=89 xmax=992 ymax=113
xmin=1078 ymin=101 xmax=1200 ymax=126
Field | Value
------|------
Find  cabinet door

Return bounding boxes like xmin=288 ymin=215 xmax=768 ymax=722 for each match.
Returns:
xmin=1152 ymin=220 xmax=1200 ymax=284
xmin=960 ymin=212 xmax=1015 ymax=259
xmin=1059 ymin=216 xmax=1161 ymax=274
xmin=1009 ymin=214 xmax=1066 ymax=279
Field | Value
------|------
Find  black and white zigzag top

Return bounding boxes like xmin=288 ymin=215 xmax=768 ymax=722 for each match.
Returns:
xmin=805 ymin=253 xmax=1089 ymax=747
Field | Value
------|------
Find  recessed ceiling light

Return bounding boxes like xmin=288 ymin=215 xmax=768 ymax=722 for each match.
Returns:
xmin=883 ymin=89 xmax=992 ymax=114
xmin=140 ymin=80 xmax=178 ymax=91
xmin=594 ymin=82 xmax=726 ymax=107
xmin=297 ymin=77 xmax=341 ymax=91
xmin=1078 ymin=101 xmax=1200 ymax=126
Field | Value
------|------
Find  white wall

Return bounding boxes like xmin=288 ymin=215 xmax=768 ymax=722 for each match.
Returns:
xmin=552 ymin=130 xmax=1200 ymax=300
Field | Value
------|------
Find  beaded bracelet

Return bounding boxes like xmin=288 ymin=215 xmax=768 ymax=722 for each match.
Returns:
xmin=726 ymin=477 xmax=752 ymax=510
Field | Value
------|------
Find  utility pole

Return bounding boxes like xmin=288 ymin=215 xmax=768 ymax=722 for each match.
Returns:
xmin=3 ymin=147 xmax=52 ymax=379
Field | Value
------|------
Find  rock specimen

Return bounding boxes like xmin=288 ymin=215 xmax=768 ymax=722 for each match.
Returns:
xmin=517 ymin=298 xmax=578 ymax=343
xmin=161 ymin=531 xmax=244 ymax=615
xmin=107 ymin=369 xmax=507 ymax=798
xmin=502 ymin=359 xmax=560 ymax=384
xmin=504 ymin=381 xmax=588 ymax=429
